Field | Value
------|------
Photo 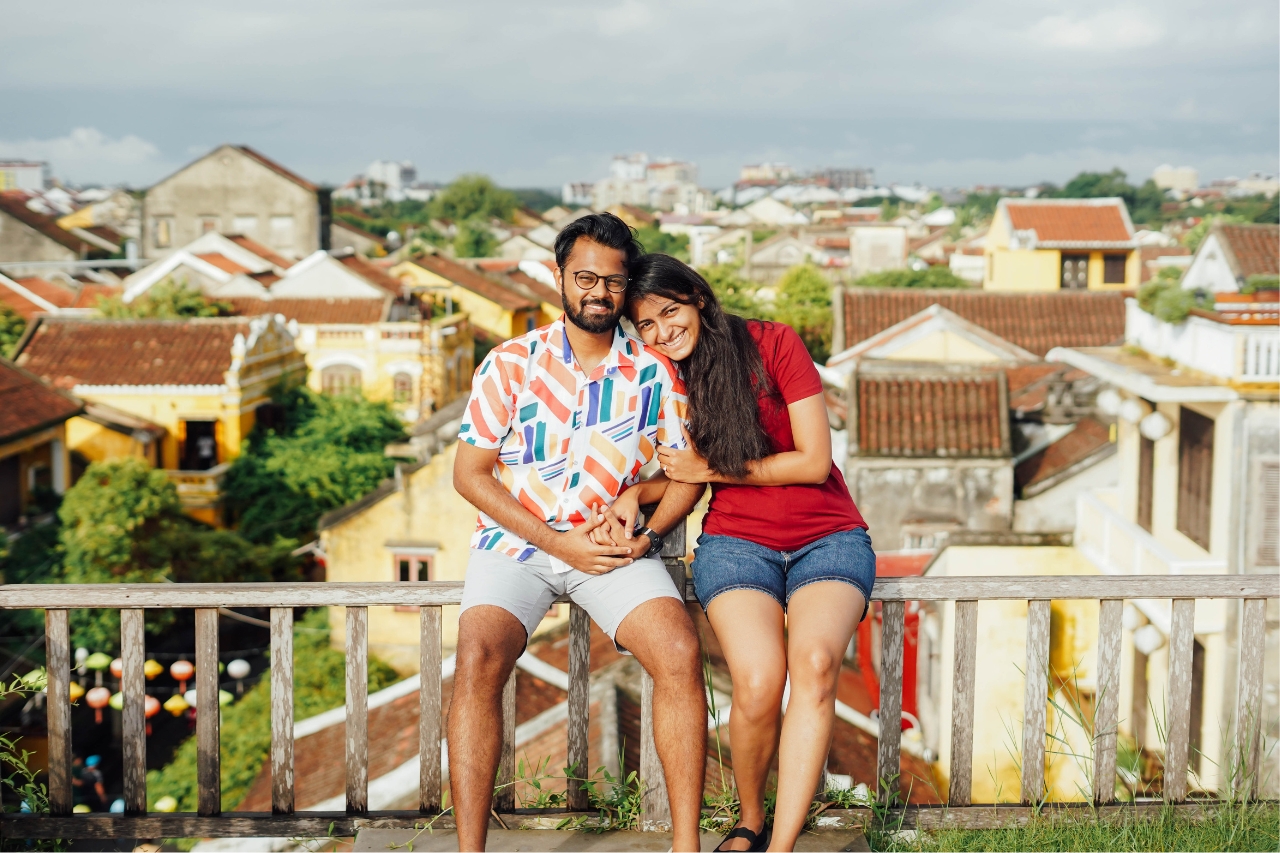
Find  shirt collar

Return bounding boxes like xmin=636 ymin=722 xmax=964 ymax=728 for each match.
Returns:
xmin=548 ymin=318 xmax=637 ymax=382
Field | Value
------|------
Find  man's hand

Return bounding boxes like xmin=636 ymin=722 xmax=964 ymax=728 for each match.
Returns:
xmin=554 ymin=510 xmax=636 ymax=575
xmin=656 ymin=424 xmax=719 ymax=484
xmin=588 ymin=503 xmax=653 ymax=560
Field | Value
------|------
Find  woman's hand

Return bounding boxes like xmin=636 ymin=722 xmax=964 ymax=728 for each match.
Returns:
xmin=656 ymin=424 xmax=719 ymax=484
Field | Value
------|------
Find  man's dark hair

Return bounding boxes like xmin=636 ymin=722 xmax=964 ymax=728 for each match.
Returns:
xmin=554 ymin=212 xmax=644 ymax=271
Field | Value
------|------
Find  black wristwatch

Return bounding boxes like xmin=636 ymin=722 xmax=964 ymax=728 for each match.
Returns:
xmin=635 ymin=526 xmax=664 ymax=559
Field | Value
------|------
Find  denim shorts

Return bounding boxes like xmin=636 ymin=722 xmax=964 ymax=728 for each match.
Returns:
xmin=692 ymin=527 xmax=875 ymax=619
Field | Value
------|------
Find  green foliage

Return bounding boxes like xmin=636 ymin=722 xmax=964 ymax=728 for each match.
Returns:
xmin=453 ymin=217 xmax=498 ymax=258
xmin=145 ymin=609 xmax=399 ymax=813
xmin=1136 ymin=279 xmax=1212 ymax=324
xmin=701 ymin=264 xmax=767 ymax=318
xmin=0 ymin=679 xmax=63 ymax=850
xmin=224 ymin=386 xmax=408 ymax=544
xmin=1255 ymin=194 xmax=1279 ymax=223
xmin=772 ymin=264 xmax=833 ymax=362
xmin=869 ymin=802 xmax=1278 ymax=852
xmin=853 ymin=266 xmax=969 ymax=289
xmin=1180 ymin=214 xmax=1250 ymax=252
xmin=1243 ymin=274 xmax=1280 ymax=294
xmin=95 ymin=278 xmax=231 ymax=319
xmin=1046 ymin=169 xmax=1166 ymax=225
xmin=0 ymin=304 xmax=25 ymax=358
xmin=635 ymin=225 xmax=689 ymax=261
xmin=430 ymin=174 xmax=517 ymax=223
xmin=56 ymin=458 xmax=298 ymax=651
xmin=750 ymin=229 xmax=777 ymax=246
xmin=509 ymin=188 xmax=561 ymax=213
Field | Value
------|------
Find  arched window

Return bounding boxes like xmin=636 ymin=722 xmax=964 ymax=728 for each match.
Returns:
xmin=393 ymin=372 xmax=414 ymax=403
xmin=321 ymin=364 xmax=362 ymax=396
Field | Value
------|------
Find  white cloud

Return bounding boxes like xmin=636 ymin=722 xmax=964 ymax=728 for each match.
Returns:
xmin=0 ymin=127 xmax=169 ymax=185
xmin=1028 ymin=9 xmax=1165 ymax=51
xmin=595 ymin=0 xmax=653 ymax=36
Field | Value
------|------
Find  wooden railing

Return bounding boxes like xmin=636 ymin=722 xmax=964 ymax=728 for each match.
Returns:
xmin=0 ymin=573 xmax=1274 ymax=840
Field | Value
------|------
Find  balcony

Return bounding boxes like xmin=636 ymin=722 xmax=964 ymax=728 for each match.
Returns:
xmin=164 ymin=462 xmax=230 ymax=516
xmin=1125 ymin=299 xmax=1280 ymax=384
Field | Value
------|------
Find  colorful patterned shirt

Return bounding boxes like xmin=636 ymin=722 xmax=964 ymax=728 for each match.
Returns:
xmin=459 ymin=319 xmax=688 ymax=561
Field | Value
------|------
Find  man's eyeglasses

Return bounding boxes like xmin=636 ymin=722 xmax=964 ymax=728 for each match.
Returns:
xmin=568 ymin=269 xmax=627 ymax=293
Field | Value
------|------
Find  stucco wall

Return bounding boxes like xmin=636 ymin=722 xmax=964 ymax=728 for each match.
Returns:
xmin=1013 ymin=453 xmax=1119 ymax=533
xmin=0 ymin=212 xmax=77 ymax=264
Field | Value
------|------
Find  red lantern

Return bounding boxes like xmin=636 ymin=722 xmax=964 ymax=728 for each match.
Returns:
xmin=86 ymin=687 xmax=111 ymax=724
xmin=144 ymin=695 xmax=160 ymax=735
xmin=109 ymin=658 xmax=123 ymax=679
xmin=170 ymin=660 xmax=194 ymax=693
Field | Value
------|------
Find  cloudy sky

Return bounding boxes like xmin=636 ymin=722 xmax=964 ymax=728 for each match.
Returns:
xmin=2 ymin=1 xmax=1276 ymax=190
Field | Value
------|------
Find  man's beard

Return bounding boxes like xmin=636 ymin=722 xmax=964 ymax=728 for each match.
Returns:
xmin=562 ymin=292 xmax=623 ymax=334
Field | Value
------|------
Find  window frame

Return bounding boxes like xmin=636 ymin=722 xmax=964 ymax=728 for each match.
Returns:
xmin=1103 ymin=253 xmax=1127 ymax=284
xmin=392 ymin=549 xmax=436 ymax=612
xmin=1176 ymin=406 xmax=1214 ymax=550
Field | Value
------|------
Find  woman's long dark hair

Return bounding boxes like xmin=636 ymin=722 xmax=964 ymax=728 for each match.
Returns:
xmin=627 ymin=254 xmax=775 ymax=479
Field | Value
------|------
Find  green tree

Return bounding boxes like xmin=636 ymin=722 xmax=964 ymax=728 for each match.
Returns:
xmin=431 ymin=174 xmax=518 ymax=223
xmin=0 ymin=304 xmax=25 ymax=357
xmin=1180 ymin=214 xmax=1248 ymax=253
xmin=701 ymin=264 xmax=766 ymax=318
xmin=453 ymin=217 xmax=498 ymax=258
xmin=96 ymin=278 xmax=231 ymax=318
xmin=1047 ymin=169 xmax=1167 ymax=225
xmin=852 ymin=266 xmax=969 ymax=289
xmin=1255 ymin=194 xmax=1279 ymax=224
xmin=772 ymin=264 xmax=833 ymax=361
xmin=224 ymin=387 xmax=409 ymax=544
xmin=635 ymin=225 xmax=689 ymax=261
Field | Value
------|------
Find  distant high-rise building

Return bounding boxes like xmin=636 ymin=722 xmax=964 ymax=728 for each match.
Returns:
xmin=738 ymin=162 xmax=795 ymax=185
xmin=366 ymin=160 xmax=417 ymax=193
xmin=820 ymin=167 xmax=874 ymax=190
xmin=610 ymin=153 xmax=649 ymax=182
xmin=1152 ymin=164 xmax=1198 ymax=193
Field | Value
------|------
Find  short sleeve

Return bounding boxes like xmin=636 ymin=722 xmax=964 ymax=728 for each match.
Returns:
xmin=653 ymin=362 xmax=689 ymax=450
xmin=457 ymin=349 xmax=517 ymax=449
xmin=764 ymin=323 xmax=823 ymax=404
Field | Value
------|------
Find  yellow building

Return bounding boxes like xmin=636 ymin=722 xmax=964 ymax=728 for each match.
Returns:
xmin=316 ymin=401 xmax=568 ymax=674
xmin=12 ymin=314 xmax=307 ymax=525
xmin=0 ymin=358 xmax=81 ymax=531
xmin=984 ymin=198 xmax=1140 ymax=292
xmin=391 ymin=253 xmax=546 ymax=344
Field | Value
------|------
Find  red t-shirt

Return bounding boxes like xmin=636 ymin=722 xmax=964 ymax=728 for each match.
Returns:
xmin=700 ymin=321 xmax=867 ymax=551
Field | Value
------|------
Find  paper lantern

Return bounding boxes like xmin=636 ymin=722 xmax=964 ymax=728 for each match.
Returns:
xmin=109 ymin=691 xmax=124 ymax=711
xmin=86 ymin=687 xmax=111 ymax=723
xmin=219 ymin=690 xmax=233 ymax=707
xmin=227 ymin=659 xmax=251 ymax=693
xmin=184 ymin=689 xmax=198 ymax=707
xmin=1119 ymin=398 xmax=1148 ymax=424
xmin=84 ymin=652 xmax=112 ymax=671
xmin=73 ymin=804 xmax=91 ymax=814
xmin=109 ymin=658 xmax=123 ymax=679
xmin=1134 ymin=624 xmax=1165 ymax=656
xmin=154 ymin=796 xmax=178 ymax=813
xmin=144 ymin=659 xmax=164 ymax=680
xmin=163 ymin=694 xmax=189 ymax=717
xmin=68 ymin=681 xmax=85 ymax=703
xmin=1140 ymin=411 xmax=1172 ymax=441
xmin=145 ymin=695 xmax=161 ymax=735
xmin=1095 ymin=388 xmax=1122 ymax=417
xmin=74 ymin=647 xmax=89 ymax=669
xmin=170 ymin=660 xmax=194 ymax=693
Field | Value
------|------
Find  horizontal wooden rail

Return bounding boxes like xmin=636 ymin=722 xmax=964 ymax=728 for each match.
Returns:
xmin=1 ymin=573 xmax=1273 ymax=609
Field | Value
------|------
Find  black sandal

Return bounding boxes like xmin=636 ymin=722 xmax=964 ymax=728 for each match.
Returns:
xmin=714 ymin=823 xmax=771 ymax=852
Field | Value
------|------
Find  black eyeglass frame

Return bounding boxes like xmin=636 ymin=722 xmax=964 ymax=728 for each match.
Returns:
xmin=563 ymin=268 xmax=628 ymax=294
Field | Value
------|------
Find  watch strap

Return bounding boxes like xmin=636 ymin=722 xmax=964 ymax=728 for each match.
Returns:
xmin=636 ymin=526 xmax=663 ymax=558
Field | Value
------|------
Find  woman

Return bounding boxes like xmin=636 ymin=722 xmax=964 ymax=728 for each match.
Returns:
xmin=605 ymin=254 xmax=875 ymax=852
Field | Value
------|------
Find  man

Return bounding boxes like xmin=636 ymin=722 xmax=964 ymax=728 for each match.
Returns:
xmin=450 ymin=213 xmax=706 ymax=851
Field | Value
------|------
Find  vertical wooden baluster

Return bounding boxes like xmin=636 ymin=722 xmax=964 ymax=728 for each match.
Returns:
xmin=948 ymin=600 xmax=978 ymax=807
xmin=120 ymin=609 xmax=147 ymax=814
xmin=566 ymin=603 xmax=591 ymax=811
xmin=1164 ymin=598 xmax=1196 ymax=803
xmin=346 ymin=606 xmax=369 ymax=814
xmin=494 ymin=669 xmax=516 ymax=813
xmin=271 ymin=607 xmax=294 ymax=815
xmin=1020 ymin=599 xmax=1051 ymax=806
xmin=877 ymin=600 xmax=905 ymax=805
xmin=1235 ymin=598 xmax=1266 ymax=801
xmin=195 ymin=608 xmax=221 ymax=816
xmin=1093 ymin=599 xmax=1123 ymax=804
xmin=419 ymin=605 xmax=442 ymax=813
xmin=44 ymin=609 xmax=72 ymax=815
xmin=640 ymin=666 xmax=671 ymax=830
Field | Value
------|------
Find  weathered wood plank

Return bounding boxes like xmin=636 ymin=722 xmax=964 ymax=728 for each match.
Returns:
xmin=44 ymin=609 xmax=72 ymax=815
xmin=948 ymin=600 xmax=978 ymax=807
xmin=1235 ymin=598 xmax=1267 ymax=801
xmin=2 ymin=574 xmax=1273 ymax=609
xmin=495 ymin=669 xmax=516 ymax=813
xmin=639 ymin=666 xmax=671 ymax=830
xmin=346 ymin=606 xmax=369 ymax=815
xmin=1092 ymin=599 xmax=1122 ymax=805
xmin=419 ymin=605 xmax=442 ymax=813
xmin=195 ymin=608 xmax=221 ymax=816
xmin=566 ymin=603 xmax=591 ymax=811
xmin=270 ymin=607 xmax=294 ymax=815
xmin=877 ymin=600 xmax=905 ymax=804
xmin=120 ymin=609 xmax=147 ymax=814
xmin=1020 ymin=600 xmax=1050 ymax=806
xmin=1164 ymin=598 xmax=1196 ymax=803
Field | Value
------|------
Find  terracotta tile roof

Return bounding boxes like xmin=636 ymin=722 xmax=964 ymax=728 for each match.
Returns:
xmin=0 ymin=358 xmax=83 ymax=445
xmin=227 ymin=235 xmax=294 ymax=269
xmin=226 ymin=297 xmax=388 ymax=325
xmin=234 ymin=145 xmax=317 ymax=192
xmin=410 ymin=254 xmax=537 ymax=312
xmin=0 ymin=285 xmax=45 ymax=319
xmin=1139 ymin=245 xmax=1190 ymax=282
xmin=0 ymin=192 xmax=109 ymax=257
xmin=502 ymin=269 xmax=560 ymax=306
xmin=1015 ymin=417 xmax=1115 ymax=497
xmin=14 ymin=316 xmax=252 ymax=389
xmin=195 ymin=253 xmax=250 ymax=275
xmin=12 ymin=277 xmax=76 ymax=309
xmin=1004 ymin=200 xmax=1132 ymax=244
xmin=1216 ymin=223 xmax=1279 ymax=279
xmin=852 ymin=367 xmax=1008 ymax=458
xmin=842 ymin=289 xmax=1127 ymax=357
xmin=336 ymin=253 xmax=402 ymax=296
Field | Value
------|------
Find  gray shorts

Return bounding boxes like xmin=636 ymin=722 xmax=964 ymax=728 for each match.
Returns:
xmin=459 ymin=549 xmax=683 ymax=653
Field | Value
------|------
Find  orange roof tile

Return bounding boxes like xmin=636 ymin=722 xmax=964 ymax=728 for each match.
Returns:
xmin=410 ymin=254 xmax=537 ymax=312
xmin=195 ymin=253 xmax=250 ymax=275
xmin=1015 ymin=417 xmax=1114 ymax=496
xmin=1216 ymin=223 xmax=1279 ymax=279
xmin=0 ymin=358 xmax=83 ymax=445
xmin=226 ymin=235 xmax=294 ymax=269
xmin=852 ymin=367 xmax=1008 ymax=458
xmin=226 ymin=297 xmax=388 ymax=324
xmin=337 ymin=253 xmax=402 ymax=296
xmin=1005 ymin=200 xmax=1132 ymax=244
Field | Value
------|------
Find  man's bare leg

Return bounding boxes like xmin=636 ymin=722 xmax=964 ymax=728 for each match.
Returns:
xmin=615 ymin=598 xmax=707 ymax=852
xmin=447 ymin=605 xmax=526 ymax=851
